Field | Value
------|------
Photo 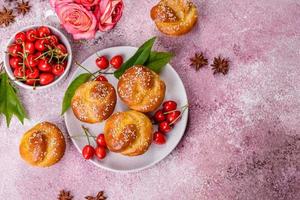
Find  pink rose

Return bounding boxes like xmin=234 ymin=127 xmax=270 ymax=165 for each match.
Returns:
xmin=74 ymin=0 xmax=100 ymax=9
xmin=55 ymin=2 xmax=97 ymax=39
xmin=94 ymin=0 xmax=124 ymax=31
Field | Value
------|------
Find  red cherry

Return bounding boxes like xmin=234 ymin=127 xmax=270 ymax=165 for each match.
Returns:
xmin=52 ymin=64 xmax=65 ymax=76
xmin=34 ymin=39 xmax=49 ymax=52
xmin=96 ymin=134 xmax=106 ymax=147
xmin=48 ymin=35 xmax=59 ymax=45
xmin=26 ymin=68 xmax=39 ymax=79
xmin=37 ymin=26 xmax=51 ymax=37
xmin=96 ymin=56 xmax=109 ymax=69
xmin=82 ymin=145 xmax=95 ymax=160
xmin=7 ymin=44 xmax=22 ymax=57
xmin=96 ymin=75 xmax=108 ymax=82
xmin=163 ymin=100 xmax=177 ymax=112
xmin=39 ymin=73 xmax=54 ymax=85
xmin=15 ymin=32 xmax=26 ymax=44
xmin=166 ymin=110 xmax=181 ymax=124
xmin=95 ymin=146 xmax=106 ymax=159
xmin=38 ymin=59 xmax=52 ymax=72
xmin=153 ymin=131 xmax=166 ymax=144
xmin=14 ymin=67 xmax=25 ymax=78
xmin=153 ymin=109 xmax=166 ymax=123
xmin=56 ymin=44 xmax=67 ymax=56
xmin=24 ymin=42 xmax=36 ymax=54
xmin=25 ymin=79 xmax=37 ymax=86
xmin=110 ymin=55 xmax=123 ymax=69
xmin=25 ymin=54 xmax=39 ymax=67
xmin=9 ymin=57 xmax=22 ymax=69
xmin=26 ymin=29 xmax=37 ymax=42
xmin=159 ymin=121 xmax=172 ymax=133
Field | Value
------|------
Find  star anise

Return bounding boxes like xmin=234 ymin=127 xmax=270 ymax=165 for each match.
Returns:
xmin=16 ymin=0 xmax=31 ymax=15
xmin=211 ymin=56 xmax=230 ymax=75
xmin=190 ymin=52 xmax=208 ymax=71
xmin=0 ymin=7 xmax=15 ymax=27
xmin=85 ymin=191 xmax=107 ymax=200
xmin=58 ymin=190 xmax=73 ymax=200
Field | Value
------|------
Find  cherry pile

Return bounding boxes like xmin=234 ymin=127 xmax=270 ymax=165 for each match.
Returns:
xmin=7 ymin=26 xmax=69 ymax=87
xmin=94 ymin=54 xmax=123 ymax=81
xmin=81 ymin=126 xmax=107 ymax=160
xmin=152 ymin=100 xmax=188 ymax=144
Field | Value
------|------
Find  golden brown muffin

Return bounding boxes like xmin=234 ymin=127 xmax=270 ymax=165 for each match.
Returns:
xmin=19 ymin=122 xmax=66 ymax=167
xmin=104 ymin=110 xmax=153 ymax=156
xmin=71 ymin=81 xmax=117 ymax=123
xmin=117 ymin=65 xmax=166 ymax=113
xmin=150 ymin=0 xmax=198 ymax=36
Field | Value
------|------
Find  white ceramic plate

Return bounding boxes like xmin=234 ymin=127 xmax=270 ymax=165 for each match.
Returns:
xmin=64 ymin=46 xmax=188 ymax=172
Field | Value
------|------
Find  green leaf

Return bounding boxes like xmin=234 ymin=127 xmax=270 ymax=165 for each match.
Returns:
xmin=0 ymin=73 xmax=27 ymax=127
xmin=114 ymin=37 xmax=156 ymax=79
xmin=145 ymin=51 xmax=173 ymax=73
xmin=61 ymin=73 xmax=91 ymax=115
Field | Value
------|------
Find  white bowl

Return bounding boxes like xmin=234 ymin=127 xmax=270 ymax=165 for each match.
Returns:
xmin=3 ymin=25 xmax=72 ymax=90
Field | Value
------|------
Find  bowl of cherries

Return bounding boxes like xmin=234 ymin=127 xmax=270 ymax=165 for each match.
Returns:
xmin=4 ymin=25 xmax=72 ymax=90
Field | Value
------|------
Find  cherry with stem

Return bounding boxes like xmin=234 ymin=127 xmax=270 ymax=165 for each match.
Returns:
xmin=169 ymin=104 xmax=189 ymax=125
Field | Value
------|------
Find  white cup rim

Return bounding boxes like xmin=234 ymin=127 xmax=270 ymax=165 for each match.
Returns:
xmin=3 ymin=24 xmax=72 ymax=90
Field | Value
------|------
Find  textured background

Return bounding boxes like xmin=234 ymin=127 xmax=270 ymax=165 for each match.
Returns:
xmin=0 ymin=0 xmax=300 ymax=199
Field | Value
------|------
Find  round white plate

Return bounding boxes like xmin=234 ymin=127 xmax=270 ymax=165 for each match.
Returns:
xmin=64 ymin=46 xmax=188 ymax=172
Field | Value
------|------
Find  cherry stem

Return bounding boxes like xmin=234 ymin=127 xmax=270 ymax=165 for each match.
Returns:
xmin=82 ymin=126 xmax=91 ymax=145
xmin=21 ymin=43 xmax=33 ymax=74
xmin=5 ymin=51 xmax=23 ymax=58
xmin=48 ymin=46 xmax=54 ymax=63
xmin=33 ymin=35 xmax=49 ymax=40
xmin=81 ymin=125 xmax=97 ymax=144
xmin=92 ymin=68 xmax=113 ymax=75
xmin=34 ymin=50 xmax=51 ymax=60
xmin=169 ymin=104 xmax=189 ymax=125
xmin=14 ymin=78 xmax=40 ymax=82
xmin=61 ymin=54 xmax=68 ymax=63
xmin=163 ymin=104 xmax=189 ymax=115
xmin=75 ymin=61 xmax=97 ymax=78
xmin=68 ymin=135 xmax=96 ymax=139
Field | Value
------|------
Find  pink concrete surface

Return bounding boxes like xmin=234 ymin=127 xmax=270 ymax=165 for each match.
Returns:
xmin=0 ymin=0 xmax=299 ymax=199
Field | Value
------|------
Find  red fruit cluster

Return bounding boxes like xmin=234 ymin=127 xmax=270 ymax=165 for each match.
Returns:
xmin=7 ymin=26 xmax=69 ymax=87
xmin=94 ymin=54 xmax=123 ymax=82
xmin=82 ymin=133 xmax=107 ymax=160
xmin=95 ymin=55 xmax=123 ymax=70
xmin=152 ymin=100 xmax=183 ymax=145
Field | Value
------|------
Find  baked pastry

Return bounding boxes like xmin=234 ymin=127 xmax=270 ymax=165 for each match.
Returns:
xmin=71 ymin=81 xmax=117 ymax=123
xmin=117 ymin=65 xmax=166 ymax=112
xmin=104 ymin=110 xmax=153 ymax=156
xmin=19 ymin=122 xmax=66 ymax=167
xmin=150 ymin=0 xmax=198 ymax=36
